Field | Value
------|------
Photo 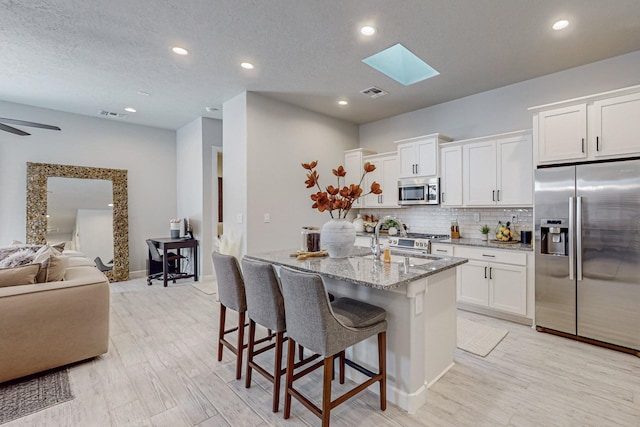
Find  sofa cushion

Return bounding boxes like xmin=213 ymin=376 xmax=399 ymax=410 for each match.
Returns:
xmin=0 ymin=264 xmax=41 ymax=287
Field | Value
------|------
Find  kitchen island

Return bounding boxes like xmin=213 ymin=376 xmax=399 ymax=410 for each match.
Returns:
xmin=244 ymin=247 xmax=468 ymax=413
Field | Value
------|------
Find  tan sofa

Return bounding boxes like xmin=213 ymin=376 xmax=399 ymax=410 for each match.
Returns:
xmin=0 ymin=256 xmax=110 ymax=383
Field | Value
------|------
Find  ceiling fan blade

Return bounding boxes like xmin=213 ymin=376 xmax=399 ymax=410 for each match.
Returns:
xmin=0 ymin=123 xmax=30 ymax=136
xmin=0 ymin=117 xmax=61 ymax=131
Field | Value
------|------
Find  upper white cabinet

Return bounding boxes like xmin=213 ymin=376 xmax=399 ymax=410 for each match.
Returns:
xmin=592 ymin=92 xmax=640 ymax=158
xmin=530 ymin=85 xmax=640 ymax=165
xmin=537 ymin=104 xmax=587 ymax=164
xmin=395 ymin=133 xmax=452 ymax=179
xmin=363 ymin=152 xmax=399 ymax=208
xmin=462 ymin=131 xmax=533 ymax=207
xmin=440 ymin=145 xmax=463 ymax=207
xmin=344 ymin=148 xmax=376 ymax=208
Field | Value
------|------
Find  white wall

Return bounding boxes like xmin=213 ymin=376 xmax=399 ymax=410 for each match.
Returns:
xmin=176 ymin=116 xmax=222 ymax=276
xmin=0 ymin=101 xmax=177 ymax=273
xmin=223 ymin=92 xmax=359 ymax=255
xmin=360 ymin=50 xmax=640 ymax=151
xmin=75 ymin=208 xmax=113 ymax=263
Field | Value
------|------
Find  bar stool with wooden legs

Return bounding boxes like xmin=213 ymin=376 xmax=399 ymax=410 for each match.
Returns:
xmin=212 ymin=252 xmax=275 ymax=380
xmin=279 ymin=267 xmax=387 ymax=427
xmin=241 ymin=258 xmax=320 ymax=412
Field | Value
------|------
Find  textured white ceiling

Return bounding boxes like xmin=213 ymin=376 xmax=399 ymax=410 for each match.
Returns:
xmin=1 ymin=0 xmax=640 ymax=130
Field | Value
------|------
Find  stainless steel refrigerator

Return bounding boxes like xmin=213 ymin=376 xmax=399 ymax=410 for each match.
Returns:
xmin=535 ymin=158 xmax=640 ymax=353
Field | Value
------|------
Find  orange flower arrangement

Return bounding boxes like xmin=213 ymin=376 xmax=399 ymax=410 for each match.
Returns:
xmin=302 ymin=160 xmax=382 ymax=219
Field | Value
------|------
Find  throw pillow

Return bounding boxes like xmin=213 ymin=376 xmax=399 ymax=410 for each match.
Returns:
xmin=0 ymin=264 xmax=41 ymax=287
xmin=44 ymin=255 xmax=69 ymax=282
xmin=33 ymin=245 xmax=60 ymax=283
xmin=0 ymin=248 xmax=37 ymax=268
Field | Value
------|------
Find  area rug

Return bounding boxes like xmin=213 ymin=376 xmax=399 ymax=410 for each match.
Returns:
xmin=457 ymin=317 xmax=509 ymax=357
xmin=0 ymin=368 xmax=74 ymax=424
xmin=191 ymin=279 xmax=217 ymax=295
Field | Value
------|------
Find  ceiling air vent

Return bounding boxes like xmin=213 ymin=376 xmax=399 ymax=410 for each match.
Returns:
xmin=360 ymin=86 xmax=388 ymax=99
xmin=99 ymin=110 xmax=127 ymax=119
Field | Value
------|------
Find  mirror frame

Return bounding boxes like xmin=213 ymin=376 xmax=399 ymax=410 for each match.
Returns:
xmin=26 ymin=162 xmax=129 ymax=282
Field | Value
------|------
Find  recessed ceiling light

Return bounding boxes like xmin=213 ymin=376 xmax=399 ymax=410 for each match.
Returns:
xmin=338 ymin=100 xmax=349 ymax=106
xmin=137 ymin=90 xmax=150 ymax=96
xmin=241 ymin=62 xmax=255 ymax=70
xmin=46 ymin=214 xmax=50 ymax=218
xmin=124 ymin=107 xmax=136 ymax=113
xmin=360 ymin=26 xmax=376 ymax=36
xmin=205 ymin=106 xmax=218 ymax=113
xmin=552 ymin=20 xmax=569 ymax=30
xmin=108 ymin=203 xmax=114 ymax=207
xmin=172 ymin=46 xmax=189 ymax=55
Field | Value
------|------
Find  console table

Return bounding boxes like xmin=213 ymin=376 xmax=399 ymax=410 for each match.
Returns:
xmin=148 ymin=237 xmax=199 ymax=287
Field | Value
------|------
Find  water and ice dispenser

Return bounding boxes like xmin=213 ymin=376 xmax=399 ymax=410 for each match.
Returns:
xmin=540 ymin=219 xmax=568 ymax=256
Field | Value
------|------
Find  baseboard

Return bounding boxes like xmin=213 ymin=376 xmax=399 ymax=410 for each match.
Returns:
xmin=457 ymin=303 xmax=533 ymax=326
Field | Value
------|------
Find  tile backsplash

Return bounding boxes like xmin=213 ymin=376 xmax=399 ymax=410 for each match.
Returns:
xmin=357 ymin=206 xmax=533 ymax=240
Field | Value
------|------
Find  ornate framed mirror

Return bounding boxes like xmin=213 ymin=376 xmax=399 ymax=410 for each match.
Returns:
xmin=26 ymin=162 xmax=129 ymax=282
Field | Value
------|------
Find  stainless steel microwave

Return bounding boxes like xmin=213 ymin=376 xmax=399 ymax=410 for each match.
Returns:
xmin=398 ymin=177 xmax=440 ymax=205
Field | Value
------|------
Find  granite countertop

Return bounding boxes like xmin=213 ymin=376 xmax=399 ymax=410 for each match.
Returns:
xmin=437 ymin=237 xmax=533 ymax=252
xmin=244 ymin=247 xmax=468 ymax=290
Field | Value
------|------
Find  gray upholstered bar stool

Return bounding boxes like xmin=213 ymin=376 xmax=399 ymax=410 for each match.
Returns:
xmin=212 ymin=251 xmax=277 ymax=380
xmin=279 ymin=267 xmax=387 ymax=427
xmin=241 ymin=258 xmax=320 ymax=412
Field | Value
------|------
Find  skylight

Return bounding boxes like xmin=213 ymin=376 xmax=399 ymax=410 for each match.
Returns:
xmin=362 ymin=43 xmax=439 ymax=86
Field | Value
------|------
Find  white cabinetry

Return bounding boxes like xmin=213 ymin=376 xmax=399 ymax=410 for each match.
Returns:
xmin=440 ymin=145 xmax=463 ymax=207
xmin=431 ymin=243 xmax=454 ymax=256
xmin=454 ymin=246 xmax=527 ymax=316
xmin=593 ymin=92 xmax=640 ymax=158
xmin=395 ymin=133 xmax=452 ymax=178
xmin=363 ymin=152 xmax=398 ymax=208
xmin=531 ymin=85 xmax=640 ymax=165
xmin=462 ymin=131 xmax=532 ymax=207
xmin=344 ymin=148 xmax=376 ymax=208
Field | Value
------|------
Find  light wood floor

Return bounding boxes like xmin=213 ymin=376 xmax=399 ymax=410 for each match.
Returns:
xmin=6 ymin=278 xmax=640 ymax=426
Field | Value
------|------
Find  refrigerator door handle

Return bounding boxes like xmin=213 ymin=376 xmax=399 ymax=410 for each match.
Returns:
xmin=576 ymin=196 xmax=583 ymax=281
xmin=569 ymin=197 xmax=575 ymax=280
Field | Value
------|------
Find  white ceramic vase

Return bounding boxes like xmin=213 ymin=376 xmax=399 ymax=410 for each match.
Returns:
xmin=321 ymin=218 xmax=356 ymax=259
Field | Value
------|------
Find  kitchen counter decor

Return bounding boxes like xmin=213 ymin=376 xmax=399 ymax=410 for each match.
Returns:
xmin=302 ymin=160 xmax=382 ymax=258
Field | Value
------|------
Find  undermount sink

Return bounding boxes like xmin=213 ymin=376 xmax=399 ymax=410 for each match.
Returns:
xmin=358 ymin=254 xmax=436 ymax=266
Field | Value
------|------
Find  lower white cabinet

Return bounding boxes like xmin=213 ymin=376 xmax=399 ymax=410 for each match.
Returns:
xmin=454 ymin=246 xmax=528 ymax=317
xmin=431 ymin=243 xmax=454 ymax=256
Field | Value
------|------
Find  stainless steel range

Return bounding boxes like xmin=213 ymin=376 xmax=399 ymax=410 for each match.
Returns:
xmin=387 ymin=233 xmax=450 ymax=255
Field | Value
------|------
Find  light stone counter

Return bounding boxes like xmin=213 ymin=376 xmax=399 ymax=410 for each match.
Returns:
xmin=438 ymin=237 xmax=533 ymax=252
xmin=245 ymin=247 xmax=469 ymax=413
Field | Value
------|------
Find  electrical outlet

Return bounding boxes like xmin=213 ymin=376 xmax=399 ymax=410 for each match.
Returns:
xmin=236 ymin=213 xmax=243 ymax=224
xmin=264 ymin=213 xmax=271 ymax=223
xmin=474 ymin=213 xmax=480 ymax=222
xmin=512 ymin=214 xmax=519 ymax=224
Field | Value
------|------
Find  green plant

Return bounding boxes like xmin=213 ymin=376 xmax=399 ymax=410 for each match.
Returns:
xmin=480 ymin=224 xmax=490 ymax=234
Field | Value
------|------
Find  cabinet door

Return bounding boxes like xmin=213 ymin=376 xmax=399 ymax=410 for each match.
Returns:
xmin=593 ymin=93 xmax=640 ymax=159
xmin=488 ymin=263 xmax=527 ymax=315
xmin=464 ymin=141 xmax=496 ymax=206
xmin=380 ymin=156 xmax=399 ymax=207
xmin=415 ymin=138 xmax=437 ymax=177
xmin=344 ymin=151 xmax=363 ymax=207
xmin=397 ymin=142 xmax=416 ymax=178
xmin=363 ymin=158 xmax=382 ymax=207
xmin=440 ymin=145 xmax=463 ymax=206
xmin=496 ymin=136 xmax=532 ymax=206
xmin=537 ymin=104 xmax=587 ymax=164
xmin=457 ymin=260 xmax=489 ymax=306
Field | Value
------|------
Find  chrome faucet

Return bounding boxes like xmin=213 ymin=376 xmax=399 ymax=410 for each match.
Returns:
xmin=371 ymin=215 xmax=407 ymax=260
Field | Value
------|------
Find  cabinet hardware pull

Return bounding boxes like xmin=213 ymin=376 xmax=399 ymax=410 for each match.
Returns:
xmin=415 ymin=164 xmax=418 ymax=174
xmin=596 ymin=136 xmax=600 ymax=151
xmin=482 ymin=254 xmax=495 ymax=258
xmin=441 ymin=192 xmax=445 ymax=203
xmin=436 ymin=249 xmax=447 ymax=253
xmin=497 ymin=189 xmax=500 ymax=201
xmin=581 ymin=138 xmax=585 ymax=153
xmin=381 ymin=195 xmax=383 ymax=204
xmin=484 ymin=266 xmax=487 ymax=279
xmin=492 ymin=190 xmax=496 ymax=201
xmin=489 ymin=267 xmax=493 ymax=279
